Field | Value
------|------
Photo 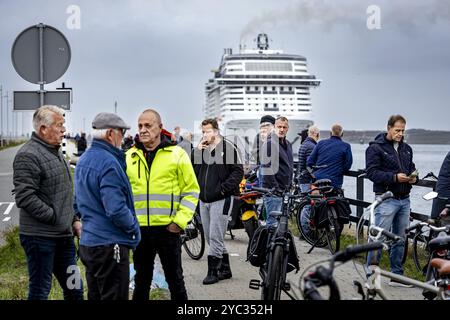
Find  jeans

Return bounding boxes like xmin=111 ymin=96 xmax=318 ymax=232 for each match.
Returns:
xmin=366 ymin=197 xmax=410 ymax=275
xmin=299 ymin=183 xmax=312 ymax=234
xmin=264 ymin=196 xmax=282 ymax=228
xmin=20 ymin=234 xmax=84 ymax=300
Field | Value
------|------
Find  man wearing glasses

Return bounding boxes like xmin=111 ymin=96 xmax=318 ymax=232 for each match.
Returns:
xmin=74 ymin=112 xmax=141 ymax=300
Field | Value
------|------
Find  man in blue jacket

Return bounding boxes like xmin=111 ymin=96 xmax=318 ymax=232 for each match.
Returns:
xmin=431 ymin=151 xmax=450 ymax=219
xmin=307 ymin=124 xmax=353 ymax=190
xmin=296 ymin=125 xmax=320 ymax=235
xmin=365 ymin=114 xmax=417 ymax=287
xmin=74 ymin=112 xmax=141 ymax=300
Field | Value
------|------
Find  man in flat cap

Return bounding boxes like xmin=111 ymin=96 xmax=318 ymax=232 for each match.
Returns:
xmin=74 ymin=112 xmax=141 ymax=300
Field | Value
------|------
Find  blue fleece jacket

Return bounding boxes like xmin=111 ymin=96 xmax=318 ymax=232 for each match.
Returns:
xmin=297 ymin=137 xmax=317 ymax=184
xmin=74 ymin=139 xmax=141 ymax=249
xmin=307 ymin=136 xmax=353 ymax=188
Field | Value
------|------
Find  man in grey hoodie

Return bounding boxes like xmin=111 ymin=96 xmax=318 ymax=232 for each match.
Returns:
xmin=13 ymin=105 xmax=84 ymax=300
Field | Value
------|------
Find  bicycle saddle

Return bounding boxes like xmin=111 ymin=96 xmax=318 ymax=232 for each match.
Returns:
xmin=430 ymin=258 xmax=450 ymax=276
xmin=314 ymin=179 xmax=332 ymax=187
xmin=429 ymin=235 xmax=450 ymax=252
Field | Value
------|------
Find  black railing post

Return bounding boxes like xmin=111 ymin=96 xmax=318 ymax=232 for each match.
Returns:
xmin=356 ymin=170 xmax=365 ymax=218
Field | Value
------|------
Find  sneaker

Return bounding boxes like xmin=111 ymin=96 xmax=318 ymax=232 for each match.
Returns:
xmin=388 ymin=279 xmax=414 ymax=288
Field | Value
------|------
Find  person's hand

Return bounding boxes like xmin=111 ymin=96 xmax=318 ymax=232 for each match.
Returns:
xmin=167 ymin=222 xmax=181 ymax=233
xmin=72 ymin=221 xmax=82 ymax=238
xmin=408 ymin=177 xmax=417 ymax=184
xmin=396 ymin=173 xmax=410 ymax=183
xmin=197 ymin=140 xmax=209 ymax=150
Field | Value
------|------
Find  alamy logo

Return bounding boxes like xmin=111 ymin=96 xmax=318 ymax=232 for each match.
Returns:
xmin=0 ymin=202 xmax=14 ymax=222
xmin=367 ymin=5 xmax=381 ymax=30
xmin=66 ymin=5 xmax=81 ymax=30
xmin=66 ymin=265 xmax=82 ymax=290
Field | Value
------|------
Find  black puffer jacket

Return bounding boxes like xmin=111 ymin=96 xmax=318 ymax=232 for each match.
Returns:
xmin=365 ymin=133 xmax=416 ymax=197
xmin=192 ymin=138 xmax=244 ymax=203
xmin=13 ymin=133 xmax=76 ymax=237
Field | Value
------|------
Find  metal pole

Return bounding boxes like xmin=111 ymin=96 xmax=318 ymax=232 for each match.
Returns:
xmin=6 ymin=91 xmax=9 ymax=139
xmin=114 ymin=101 xmax=117 ymax=114
xmin=38 ymin=23 xmax=45 ymax=107
xmin=356 ymin=172 xmax=365 ymax=218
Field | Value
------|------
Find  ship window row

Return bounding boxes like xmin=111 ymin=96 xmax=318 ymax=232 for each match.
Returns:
xmin=245 ymin=62 xmax=293 ymax=72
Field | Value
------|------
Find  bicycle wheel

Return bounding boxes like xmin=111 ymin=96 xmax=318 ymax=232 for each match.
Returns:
xmin=325 ymin=207 xmax=341 ymax=254
xmin=183 ymin=217 xmax=205 ymax=260
xmin=296 ymin=200 xmax=328 ymax=248
xmin=262 ymin=245 xmax=284 ymax=300
xmin=412 ymin=231 xmax=430 ymax=274
xmin=243 ymin=216 xmax=259 ymax=241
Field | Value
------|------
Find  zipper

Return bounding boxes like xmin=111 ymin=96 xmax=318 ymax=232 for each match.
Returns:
xmin=204 ymin=161 xmax=210 ymax=202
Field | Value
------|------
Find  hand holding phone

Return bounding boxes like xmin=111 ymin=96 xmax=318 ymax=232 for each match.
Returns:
xmin=408 ymin=169 xmax=419 ymax=179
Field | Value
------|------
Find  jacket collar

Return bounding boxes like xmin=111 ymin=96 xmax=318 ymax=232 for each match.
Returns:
xmin=92 ymin=138 xmax=125 ymax=162
xmin=31 ymin=132 xmax=61 ymax=152
xmin=304 ymin=137 xmax=317 ymax=145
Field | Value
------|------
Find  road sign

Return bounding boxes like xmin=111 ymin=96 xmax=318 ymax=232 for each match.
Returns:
xmin=11 ymin=24 xmax=71 ymax=85
xmin=13 ymin=91 xmax=71 ymax=111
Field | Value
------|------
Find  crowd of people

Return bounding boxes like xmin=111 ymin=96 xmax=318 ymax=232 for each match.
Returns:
xmin=12 ymin=104 xmax=450 ymax=299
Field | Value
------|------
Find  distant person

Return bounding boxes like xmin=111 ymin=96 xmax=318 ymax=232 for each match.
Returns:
xmin=365 ymin=114 xmax=417 ymax=287
xmin=76 ymin=132 xmax=87 ymax=156
xmin=75 ymin=112 xmax=141 ymax=300
xmin=260 ymin=116 xmax=293 ymax=227
xmin=174 ymin=126 xmax=183 ymax=143
xmin=178 ymin=130 xmax=193 ymax=155
xmin=121 ymin=134 xmax=134 ymax=151
xmin=13 ymin=105 xmax=84 ymax=300
xmin=431 ymin=151 xmax=450 ymax=219
xmin=296 ymin=125 xmax=320 ymax=234
xmin=251 ymin=115 xmax=275 ymax=166
xmin=126 ymin=109 xmax=199 ymax=300
xmin=307 ymin=124 xmax=353 ymax=190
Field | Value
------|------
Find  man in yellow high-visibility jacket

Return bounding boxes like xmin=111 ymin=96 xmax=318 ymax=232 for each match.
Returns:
xmin=125 ymin=109 xmax=199 ymax=301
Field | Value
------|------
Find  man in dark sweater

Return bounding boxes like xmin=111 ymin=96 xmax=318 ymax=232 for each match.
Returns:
xmin=260 ymin=116 xmax=294 ymax=227
xmin=13 ymin=105 xmax=84 ymax=300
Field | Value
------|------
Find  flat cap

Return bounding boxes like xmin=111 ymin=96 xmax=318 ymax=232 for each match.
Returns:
xmin=92 ymin=112 xmax=130 ymax=130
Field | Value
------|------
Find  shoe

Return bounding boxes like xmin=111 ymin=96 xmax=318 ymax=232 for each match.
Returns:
xmin=203 ymin=256 xmax=221 ymax=285
xmin=388 ymin=279 xmax=414 ymax=288
xmin=218 ymin=253 xmax=232 ymax=280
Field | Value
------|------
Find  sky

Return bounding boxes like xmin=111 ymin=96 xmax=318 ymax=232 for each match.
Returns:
xmin=0 ymin=0 xmax=450 ymax=137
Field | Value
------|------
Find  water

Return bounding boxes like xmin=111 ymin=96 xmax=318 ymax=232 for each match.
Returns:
xmin=342 ymin=144 xmax=450 ymax=216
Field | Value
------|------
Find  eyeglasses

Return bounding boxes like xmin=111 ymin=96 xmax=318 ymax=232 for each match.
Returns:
xmin=113 ymin=128 xmax=126 ymax=136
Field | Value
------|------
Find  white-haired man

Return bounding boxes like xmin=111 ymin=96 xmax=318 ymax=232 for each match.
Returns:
xmin=13 ymin=105 xmax=84 ymax=300
xmin=74 ymin=112 xmax=141 ymax=300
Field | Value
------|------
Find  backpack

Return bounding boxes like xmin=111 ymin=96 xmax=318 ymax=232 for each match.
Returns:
xmin=246 ymin=225 xmax=270 ymax=267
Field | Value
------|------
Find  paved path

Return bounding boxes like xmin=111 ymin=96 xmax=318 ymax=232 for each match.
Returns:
xmin=182 ymin=229 xmax=425 ymax=300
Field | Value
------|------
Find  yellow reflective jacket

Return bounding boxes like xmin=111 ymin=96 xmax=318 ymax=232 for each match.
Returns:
xmin=125 ymin=144 xmax=199 ymax=230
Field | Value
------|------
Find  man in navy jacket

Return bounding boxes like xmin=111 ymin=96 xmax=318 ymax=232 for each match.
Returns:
xmin=307 ymin=124 xmax=353 ymax=189
xmin=75 ymin=113 xmax=141 ymax=300
xmin=365 ymin=115 xmax=417 ymax=286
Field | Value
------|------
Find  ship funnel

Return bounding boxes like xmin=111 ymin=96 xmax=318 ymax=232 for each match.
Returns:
xmin=256 ymin=33 xmax=269 ymax=50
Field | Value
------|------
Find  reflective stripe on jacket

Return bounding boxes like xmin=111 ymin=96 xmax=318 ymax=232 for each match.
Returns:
xmin=125 ymin=145 xmax=199 ymax=229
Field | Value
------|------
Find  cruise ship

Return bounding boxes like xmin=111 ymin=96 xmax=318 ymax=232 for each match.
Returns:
xmin=204 ymin=33 xmax=321 ymax=159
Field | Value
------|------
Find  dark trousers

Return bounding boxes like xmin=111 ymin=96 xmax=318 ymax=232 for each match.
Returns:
xmin=79 ymin=244 xmax=130 ymax=300
xmin=132 ymin=226 xmax=187 ymax=301
xmin=19 ymin=234 xmax=84 ymax=300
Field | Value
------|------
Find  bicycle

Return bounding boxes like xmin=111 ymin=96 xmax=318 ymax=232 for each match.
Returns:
xmin=248 ymin=186 xmax=300 ymax=300
xmin=181 ymin=211 xmax=205 ymax=260
xmin=300 ymin=192 xmax=450 ymax=300
xmin=296 ymin=179 xmax=348 ymax=254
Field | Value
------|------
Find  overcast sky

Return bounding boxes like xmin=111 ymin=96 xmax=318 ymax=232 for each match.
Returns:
xmin=1 ymin=0 xmax=449 ymax=137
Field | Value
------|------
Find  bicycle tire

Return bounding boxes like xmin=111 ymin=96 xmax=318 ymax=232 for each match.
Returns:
xmin=296 ymin=200 xmax=328 ymax=248
xmin=183 ymin=217 xmax=205 ymax=260
xmin=325 ymin=207 xmax=341 ymax=254
xmin=412 ymin=232 xmax=430 ymax=274
xmin=262 ymin=245 xmax=284 ymax=300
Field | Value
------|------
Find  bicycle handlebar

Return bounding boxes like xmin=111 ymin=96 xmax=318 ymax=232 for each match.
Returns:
xmin=333 ymin=242 xmax=384 ymax=263
xmin=405 ymin=222 xmax=450 ymax=234
xmin=369 ymin=226 xmax=402 ymax=243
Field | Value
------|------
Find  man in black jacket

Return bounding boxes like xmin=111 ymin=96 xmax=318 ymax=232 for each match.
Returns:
xmin=260 ymin=116 xmax=294 ymax=227
xmin=192 ymin=118 xmax=244 ymax=285
xmin=431 ymin=151 xmax=450 ymax=219
xmin=365 ymin=114 xmax=417 ymax=286
xmin=13 ymin=105 xmax=84 ymax=300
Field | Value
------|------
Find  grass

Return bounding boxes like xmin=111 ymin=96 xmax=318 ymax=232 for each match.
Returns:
xmin=288 ymin=216 xmax=425 ymax=281
xmin=0 ymin=139 xmax=27 ymax=151
xmin=0 ymin=227 xmax=169 ymax=300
